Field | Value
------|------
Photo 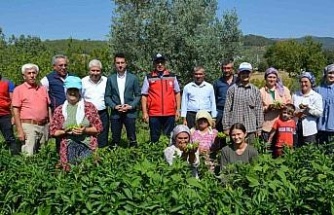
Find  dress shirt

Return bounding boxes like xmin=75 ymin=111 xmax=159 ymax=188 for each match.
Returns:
xmin=181 ymin=81 xmax=217 ymax=117
xmin=81 ymin=76 xmax=107 ymax=111
xmin=117 ymin=72 xmax=126 ymax=105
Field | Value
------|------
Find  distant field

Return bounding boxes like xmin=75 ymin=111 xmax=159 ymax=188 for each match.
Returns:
xmin=250 ymin=70 xmax=298 ymax=91
xmin=251 ymin=70 xmax=291 ymax=81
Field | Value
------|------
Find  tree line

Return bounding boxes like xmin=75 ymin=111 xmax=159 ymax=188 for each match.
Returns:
xmin=0 ymin=0 xmax=333 ymax=86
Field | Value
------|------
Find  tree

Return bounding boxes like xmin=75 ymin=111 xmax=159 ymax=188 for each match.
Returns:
xmin=264 ymin=37 xmax=326 ymax=79
xmin=109 ymin=0 xmax=242 ymax=84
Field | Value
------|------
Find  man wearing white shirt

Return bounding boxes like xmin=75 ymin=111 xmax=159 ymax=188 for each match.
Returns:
xmin=82 ymin=59 xmax=108 ymax=148
xmin=181 ymin=66 xmax=217 ymax=128
xmin=105 ymin=53 xmax=141 ymax=148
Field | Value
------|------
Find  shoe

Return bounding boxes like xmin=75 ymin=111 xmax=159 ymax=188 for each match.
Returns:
xmin=129 ymin=141 xmax=138 ymax=148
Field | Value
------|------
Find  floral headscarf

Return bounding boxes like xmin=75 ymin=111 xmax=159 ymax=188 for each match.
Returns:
xmin=324 ymin=64 xmax=334 ymax=76
xmin=299 ymin=71 xmax=316 ymax=87
xmin=264 ymin=67 xmax=284 ymax=97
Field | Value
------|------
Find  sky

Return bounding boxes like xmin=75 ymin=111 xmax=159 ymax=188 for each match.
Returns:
xmin=0 ymin=0 xmax=333 ymax=41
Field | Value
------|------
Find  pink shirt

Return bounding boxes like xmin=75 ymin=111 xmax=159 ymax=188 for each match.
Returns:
xmin=12 ymin=83 xmax=50 ymax=121
xmin=260 ymin=86 xmax=291 ymax=132
xmin=191 ymin=128 xmax=218 ymax=152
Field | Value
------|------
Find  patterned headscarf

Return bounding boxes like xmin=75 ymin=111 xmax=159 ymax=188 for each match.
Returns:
xmin=264 ymin=67 xmax=284 ymax=97
xmin=170 ymin=125 xmax=190 ymax=145
xmin=299 ymin=71 xmax=316 ymax=87
xmin=324 ymin=64 xmax=334 ymax=76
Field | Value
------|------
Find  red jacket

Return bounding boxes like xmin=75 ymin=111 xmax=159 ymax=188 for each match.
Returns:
xmin=0 ymin=81 xmax=11 ymax=116
xmin=147 ymin=70 xmax=178 ymax=116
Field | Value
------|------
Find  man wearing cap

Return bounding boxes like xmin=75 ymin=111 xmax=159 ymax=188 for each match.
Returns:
xmin=82 ymin=59 xmax=109 ymax=148
xmin=213 ymin=58 xmax=237 ymax=132
xmin=222 ymin=62 xmax=264 ymax=144
xmin=141 ymin=53 xmax=181 ymax=143
xmin=181 ymin=66 xmax=217 ymax=129
xmin=0 ymin=73 xmax=18 ymax=154
xmin=105 ymin=53 xmax=141 ymax=148
xmin=12 ymin=63 xmax=51 ymax=156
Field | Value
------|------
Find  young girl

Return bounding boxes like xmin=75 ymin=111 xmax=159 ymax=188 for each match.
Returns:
xmin=190 ymin=110 xmax=219 ymax=171
xmin=268 ymin=104 xmax=296 ymax=157
xmin=221 ymin=123 xmax=258 ymax=170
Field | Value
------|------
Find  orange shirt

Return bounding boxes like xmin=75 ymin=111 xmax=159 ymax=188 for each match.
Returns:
xmin=12 ymin=83 xmax=50 ymax=121
xmin=260 ymin=86 xmax=292 ymax=132
xmin=272 ymin=118 xmax=296 ymax=147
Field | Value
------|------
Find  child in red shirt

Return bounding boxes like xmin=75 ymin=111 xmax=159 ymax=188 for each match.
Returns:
xmin=268 ymin=104 xmax=296 ymax=157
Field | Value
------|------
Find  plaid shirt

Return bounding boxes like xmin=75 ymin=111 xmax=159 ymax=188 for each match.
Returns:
xmin=222 ymin=83 xmax=264 ymax=133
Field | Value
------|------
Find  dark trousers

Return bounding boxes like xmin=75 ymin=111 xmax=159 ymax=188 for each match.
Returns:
xmin=97 ymin=109 xmax=109 ymax=148
xmin=185 ymin=111 xmax=197 ymax=129
xmin=0 ymin=115 xmax=19 ymax=154
xmin=215 ymin=110 xmax=224 ymax=132
xmin=110 ymin=114 xmax=137 ymax=146
xmin=149 ymin=116 xmax=175 ymax=143
xmin=317 ymin=131 xmax=334 ymax=145
xmin=317 ymin=131 xmax=334 ymax=153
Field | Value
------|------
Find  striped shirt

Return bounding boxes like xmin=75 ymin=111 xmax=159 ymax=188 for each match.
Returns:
xmin=222 ymin=83 xmax=264 ymax=133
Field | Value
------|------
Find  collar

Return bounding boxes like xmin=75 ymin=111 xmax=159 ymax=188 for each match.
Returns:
xmin=88 ymin=76 xmax=104 ymax=84
xmin=117 ymin=71 xmax=127 ymax=78
xmin=152 ymin=70 xmax=169 ymax=77
xmin=24 ymin=82 xmax=39 ymax=89
xmin=191 ymin=81 xmax=206 ymax=87
xmin=298 ymin=89 xmax=316 ymax=97
xmin=53 ymin=71 xmax=68 ymax=81
xmin=237 ymin=82 xmax=251 ymax=88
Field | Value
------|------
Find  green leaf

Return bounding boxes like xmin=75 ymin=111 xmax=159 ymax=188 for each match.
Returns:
xmin=246 ymin=176 xmax=260 ymax=187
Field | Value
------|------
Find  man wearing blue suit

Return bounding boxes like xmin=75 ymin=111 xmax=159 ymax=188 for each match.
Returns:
xmin=105 ymin=53 xmax=141 ymax=148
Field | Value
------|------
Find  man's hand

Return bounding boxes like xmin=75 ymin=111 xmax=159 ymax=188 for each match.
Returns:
xmin=142 ymin=112 xmax=149 ymax=123
xmin=115 ymin=105 xmax=123 ymax=112
xmin=182 ymin=118 xmax=187 ymax=126
xmin=175 ymin=111 xmax=180 ymax=121
xmin=17 ymin=129 xmax=25 ymax=142
xmin=121 ymin=104 xmax=132 ymax=112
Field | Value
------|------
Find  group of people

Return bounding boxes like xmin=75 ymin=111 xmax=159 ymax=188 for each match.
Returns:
xmin=1 ymin=52 xmax=333 ymax=173
xmin=164 ymin=58 xmax=334 ymax=176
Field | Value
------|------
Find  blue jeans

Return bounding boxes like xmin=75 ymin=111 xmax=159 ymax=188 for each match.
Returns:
xmin=97 ymin=109 xmax=109 ymax=148
xmin=149 ymin=116 xmax=175 ymax=143
xmin=0 ymin=115 xmax=18 ymax=154
xmin=110 ymin=114 xmax=137 ymax=146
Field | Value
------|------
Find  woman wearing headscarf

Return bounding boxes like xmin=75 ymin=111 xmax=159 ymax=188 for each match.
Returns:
xmin=315 ymin=64 xmax=334 ymax=145
xmin=164 ymin=124 xmax=200 ymax=178
xmin=260 ymin=67 xmax=291 ymax=142
xmin=50 ymin=76 xmax=103 ymax=170
xmin=292 ymin=71 xmax=323 ymax=146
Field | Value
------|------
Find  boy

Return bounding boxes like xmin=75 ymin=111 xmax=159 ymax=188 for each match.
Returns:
xmin=268 ymin=104 xmax=296 ymax=157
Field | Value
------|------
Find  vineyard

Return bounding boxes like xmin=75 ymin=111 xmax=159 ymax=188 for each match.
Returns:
xmin=1 ymin=127 xmax=334 ymax=214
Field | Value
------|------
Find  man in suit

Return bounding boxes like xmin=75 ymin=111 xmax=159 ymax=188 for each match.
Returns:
xmin=105 ymin=53 xmax=141 ymax=148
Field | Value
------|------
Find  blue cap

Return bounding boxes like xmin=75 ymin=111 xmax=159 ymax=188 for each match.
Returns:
xmin=64 ymin=76 xmax=82 ymax=90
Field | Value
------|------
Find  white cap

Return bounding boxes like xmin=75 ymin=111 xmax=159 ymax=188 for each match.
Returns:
xmin=238 ymin=62 xmax=252 ymax=72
